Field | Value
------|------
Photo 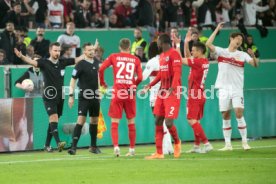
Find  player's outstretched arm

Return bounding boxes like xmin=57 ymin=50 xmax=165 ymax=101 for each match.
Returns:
xmin=247 ymin=48 xmax=259 ymax=67
xmin=14 ymin=48 xmax=38 ymax=67
xmin=68 ymin=78 xmax=76 ymax=108
xmin=206 ymin=22 xmax=224 ymax=53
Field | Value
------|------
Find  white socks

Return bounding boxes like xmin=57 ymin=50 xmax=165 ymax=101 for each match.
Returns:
xmin=237 ymin=117 xmax=247 ymax=142
xmin=222 ymin=119 xmax=232 ymax=145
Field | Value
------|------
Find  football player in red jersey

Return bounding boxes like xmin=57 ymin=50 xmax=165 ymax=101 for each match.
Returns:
xmin=99 ymin=38 xmax=143 ymax=157
xmin=173 ymin=29 xmax=213 ymax=153
xmin=142 ymin=34 xmax=182 ymax=159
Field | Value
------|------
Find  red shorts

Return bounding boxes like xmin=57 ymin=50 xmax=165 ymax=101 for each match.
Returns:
xmin=108 ymin=96 xmax=136 ymax=119
xmin=153 ymin=93 xmax=180 ymax=119
xmin=186 ymin=98 xmax=206 ymax=120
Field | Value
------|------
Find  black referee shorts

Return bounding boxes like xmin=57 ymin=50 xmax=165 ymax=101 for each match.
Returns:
xmin=78 ymin=98 xmax=100 ymax=117
xmin=43 ymin=98 xmax=64 ymax=118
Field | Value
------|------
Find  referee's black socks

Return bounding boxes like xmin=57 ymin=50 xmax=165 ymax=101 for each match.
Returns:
xmin=90 ymin=124 xmax=98 ymax=147
xmin=72 ymin=124 xmax=83 ymax=149
xmin=50 ymin=122 xmax=60 ymax=144
xmin=45 ymin=124 xmax=52 ymax=147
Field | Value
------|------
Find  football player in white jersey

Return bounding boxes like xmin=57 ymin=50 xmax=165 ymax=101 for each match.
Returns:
xmin=206 ymin=22 xmax=259 ymax=151
xmin=142 ymin=42 xmax=174 ymax=155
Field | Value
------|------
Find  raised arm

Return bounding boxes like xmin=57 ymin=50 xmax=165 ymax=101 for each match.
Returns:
xmin=171 ymin=30 xmax=189 ymax=65
xmin=247 ymin=49 xmax=259 ymax=67
xmin=206 ymin=22 xmax=224 ymax=53
xmin=14 ymin=48 xmax=38 ymax=67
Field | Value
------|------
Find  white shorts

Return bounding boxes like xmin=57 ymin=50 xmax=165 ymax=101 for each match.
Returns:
xmin=218 ymin=89 xmax=244 ymax=112
xmin=149 ymin=87 xmax=159 ymax=107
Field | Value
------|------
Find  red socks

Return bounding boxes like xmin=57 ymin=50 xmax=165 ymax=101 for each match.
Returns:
xmin=192 ymin=122 xmax=208 ymax=144
xmin=168 ymin=125 xmax=180 ymax=144
xmin=128 ymin=124 xmax=136 ymax=148
xmin=156 ymin=125 xmax=164 ymax=154
xmin=111 ymin=123 xmax=119 ymax=147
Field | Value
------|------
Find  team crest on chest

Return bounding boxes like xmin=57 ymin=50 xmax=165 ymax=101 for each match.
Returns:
xmin=165 ymin=56 xmax=169 ymax=62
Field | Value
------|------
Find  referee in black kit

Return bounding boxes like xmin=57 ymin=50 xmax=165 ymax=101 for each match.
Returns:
xmin=67 ymin=43 xmax=101 ymax=155
xmin=14 ymin=43 xmax=84 ymax=152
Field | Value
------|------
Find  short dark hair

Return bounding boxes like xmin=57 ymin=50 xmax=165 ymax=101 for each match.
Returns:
xmin=49 ymin=42 xmax=61 ymax=49
xmin=158 ymin=34 xmax=171 ymax=45
xmin=82 ymin=42 xmax=92 ymax=49
xmin=119 ymin=38 xmax=131 ymax=50
xmin=192 ymin=42 xmax=206 ymax=54
xmin=134 ymin=27 xmax=142 ymax=33
xmin=230 ymin=32 xmax=244 ymax=42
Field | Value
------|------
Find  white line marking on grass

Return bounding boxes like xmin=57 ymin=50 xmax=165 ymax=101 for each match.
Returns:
xmin=1 ymin=144 xmax=276 ymax=165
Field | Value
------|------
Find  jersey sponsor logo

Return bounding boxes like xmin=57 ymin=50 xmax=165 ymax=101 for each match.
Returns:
xmin=160 ymin=65 xmax=168 ymax=71
xmin=174 ymin=59 xmax=181 ymax=63
xmin=218 ymin=56 xmax=245 ymax=67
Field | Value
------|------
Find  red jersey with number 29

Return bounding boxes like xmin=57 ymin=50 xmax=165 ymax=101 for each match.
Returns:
xmin=99 ymin=53 xmax=142 ymax=90
xmin=187 ymin=58 xmax=209 ymax=99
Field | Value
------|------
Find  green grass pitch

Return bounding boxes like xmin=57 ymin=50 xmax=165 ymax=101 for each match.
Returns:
xmin=0 ymin=139 xmax=276 ymax=184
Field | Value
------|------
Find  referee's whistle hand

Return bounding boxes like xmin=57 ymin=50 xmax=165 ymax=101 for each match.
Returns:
xmin=68 ymin=97 xmax=74 ymax=108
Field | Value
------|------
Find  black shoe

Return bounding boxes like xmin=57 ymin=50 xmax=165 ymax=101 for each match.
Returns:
xmin=44 ymin=146 xmax=53 ymax=153
xmin=89 ymin=147 xmax=102 ymax=154
xmin=68 ymin=148 xmax=76 ymax=155
xmin=58 ymin=141 xmax=66 ymax=152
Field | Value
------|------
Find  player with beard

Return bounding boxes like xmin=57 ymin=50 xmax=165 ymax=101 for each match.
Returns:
xmin=67 ymin=43 xmax=101 ymax=155
xmin=131 ymin=27 xmax=148 ymax=56
xmin=14 ymin=42 xmax=84 ymax=152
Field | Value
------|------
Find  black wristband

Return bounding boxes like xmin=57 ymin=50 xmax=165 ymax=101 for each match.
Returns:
xmin=69 ymin=94 xmax=74 ymax=97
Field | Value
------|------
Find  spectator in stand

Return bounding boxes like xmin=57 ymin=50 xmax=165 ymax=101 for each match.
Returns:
xmin=0 ymin=22 xmax=16 ymax=65
xmin=152 ymin=0 xmax=165 ymax=31
xmin=109 ymin=13 xmax=120 ymax=27
xmin=26 ymin=44 xmax=35 ymax=59
xmin=91 ymin=13 xmax=105 ymax=28
xmin=95 ymin=46 xmax=105 ymax=62
xmin=215 ymin=0 xmax=235 ymax=27
xmin=47 ymin=0 xmax=64 ymax=28
xmin=22 ymin=27 xmax=32 ymax=47
xmin=258 ymin=0 xmax=276 ymax=27
xmin=0 ymin=49 xmax=9 ymax=65
xmin=188 ymin=31 xmax=200 ymax=52
xmin=61 ymin=0 xmax=74 ymax=24
xmin=164 ymin=0 xmax=181 ymax=30
xmin=90 ymin=0 xmax=104 ymax=15
xmin=0 ymin=0 xmax=14 ymax=28
xmin=57 ymin=22 xmax=81 ymax=57
xmin=74 ymin=0 xmax=93 ymax=28
xmin=30 ymin=26 xmax=50 ymax=58
xmin=35 ymin=0 xmax=48 ymax=28
xmin=14 ymin=29 xmax=27 ymax=65
xmin=135 ymin=0 xmax=154 ymax=27
xmin=180 ymin=0 xmax=192 ymax=27
xmin=115 ymin=0 xmax=133 ymax=27
xmin=2 ymin=1 xmax=25 ymax=27
xmin=170 ymin=27 xmax=184 ymax=57
xmin=242 ymin=34 xmax=260 ymax=58
xmin=134 ymin=46 xmax=147 ymax=62
xmin=60 ymin=44 xmax=73 ymax=59
xmin=197 ymin=0 xmax=217 ymax=26
xmin=21 ymin=0 xmax=39 ymax=29
xmin=131 ymin=27 xmax=148 ymax=55
xmin=243 ymin=0 xmax=269 ymax=26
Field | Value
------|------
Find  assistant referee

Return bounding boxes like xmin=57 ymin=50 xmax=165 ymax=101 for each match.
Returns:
xmin=67 ymin=43 xmax=101 ymax=155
